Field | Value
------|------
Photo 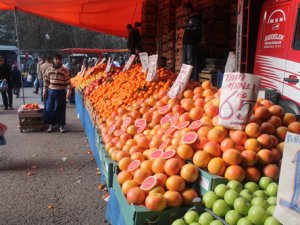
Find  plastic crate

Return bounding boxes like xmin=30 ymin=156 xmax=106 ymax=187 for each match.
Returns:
xmin=113 ymin=172 xmax=189 ymax=225
xmin=258 ymin=89 xmax=278 ymax=103
xmin=98 ymin=145 xmax=116 ymax=188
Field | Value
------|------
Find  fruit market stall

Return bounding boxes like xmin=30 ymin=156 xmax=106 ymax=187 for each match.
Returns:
xmin=70 ymin=53 xmax=300 ymax=225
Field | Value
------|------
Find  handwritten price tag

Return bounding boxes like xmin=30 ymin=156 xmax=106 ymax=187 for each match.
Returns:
xmin=139 ymin=52 xmax=149 ymax=73
xmin=146 ymin=54 xmax=158 ymax=81
xmin=218 ymin=73 xmax=261 ymax=130
xmin=123 ymin=54 xmax=136 ymax=71
xmin=168 ymin=64 xmax=193 ymax=99
xmin=105 ymin=57 xmax=113 ymax=73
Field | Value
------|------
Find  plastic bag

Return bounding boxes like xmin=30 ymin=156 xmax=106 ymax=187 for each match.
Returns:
xmin=0 ymin=80 xmax=8 ymax=92
xmin=224 ymin=51 xmax=236 ymax=72
xmin=27 ymin=74 xmax=33 ymax=82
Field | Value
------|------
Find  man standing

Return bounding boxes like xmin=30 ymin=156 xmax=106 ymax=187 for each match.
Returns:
xmin=0 ymin=55 xmax=13 ymax=110
xmin=182 ymin=3 xmax=202 ymax=81
xmin=36 ymin=56 xmax=46 ymax=97
xmin=40 ymin=56 xmax=53 ymax=102
xmin=127 ymin=24 xmax=142 ymax=55
xmin=43 ymin=54 xmax=71 ymax=133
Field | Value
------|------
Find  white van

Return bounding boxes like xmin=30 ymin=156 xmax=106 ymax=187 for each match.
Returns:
xmin=0 ymin=45 xmax=21 ymax=70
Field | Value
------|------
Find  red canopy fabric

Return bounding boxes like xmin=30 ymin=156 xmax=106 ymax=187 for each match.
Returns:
xmin=0 ymin=0 xmax=142 ymax=37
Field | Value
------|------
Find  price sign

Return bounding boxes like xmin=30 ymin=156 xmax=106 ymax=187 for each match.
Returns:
xmin=146 ymin=54 xmax=158 ymax=81
xmin=218 ymin=73 xmax=261 ymax=130
xmin=105 ymin=57 xmax=113 ymax=73
xmin=139 ymin=52 xmax=149 ymax=73
xmin=123 ymin=54 xmax=136 ymax=71
xmin=97 ymin=57 xmax=106 ymax=65
xmin=168 ymin=64 xmax=193 ymax=99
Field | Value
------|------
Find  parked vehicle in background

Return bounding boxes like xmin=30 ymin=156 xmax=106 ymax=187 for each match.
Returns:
xmin=0 ymin=45 xmax=21 ymax=69
xmin=254 ymin=0 xmax=300 ymax=114
xmin=63 ymin=54 xmax=88 ymax=70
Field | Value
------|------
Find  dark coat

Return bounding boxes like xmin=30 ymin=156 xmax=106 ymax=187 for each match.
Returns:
xmin=11 ymin=68 xmax=22 ymax=88
xmin=0 ymin=64 xmax=12 ymax=89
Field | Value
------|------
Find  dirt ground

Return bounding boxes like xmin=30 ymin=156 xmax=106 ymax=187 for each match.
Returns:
xmin=0 ymin=88 xmax=107 ymax=225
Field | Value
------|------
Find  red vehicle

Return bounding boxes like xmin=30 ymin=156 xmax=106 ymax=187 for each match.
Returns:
xmin=254 ymin=0 xmax=300 ymax=114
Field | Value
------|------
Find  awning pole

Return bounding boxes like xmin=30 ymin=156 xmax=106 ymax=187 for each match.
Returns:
xmin=14 ymin=9 xmax=25 ymax=104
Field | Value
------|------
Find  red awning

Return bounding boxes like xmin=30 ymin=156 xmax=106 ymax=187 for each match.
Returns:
xmin=0 ymin=0 xmax=142 ymax=37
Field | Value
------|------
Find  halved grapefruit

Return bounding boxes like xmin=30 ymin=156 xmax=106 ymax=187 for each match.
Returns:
xmin=137 ymin=123 xmax=147 ymax=134
xmin=114 ymin=129 xmax=125 ymax=137
xmin=165 ymin=126 xmax=177 ymax=136
xmin=150 ymin=149 xmax=164 ymax=159
xmin=159 ymin=138 xmax=170 ymax=150
xmin=158 ymin=105 xmax=171 ymax=115
xmin=189 ymin=120 xmax=203 ymax=130
xmin=108 ymin=124 xmax=116 ymax=134
xmin=141 ymin=176 xmax=158 ymax=191
xmin=170 ymin=112 xmax=179 ymax=125
xmin=127 ymin=160 xmax=141 ymax=173
xmin=160 ymin=115 xmax=170 ymax=125
xmin=122 ymin=117 xmax=132 ymax=128
xmin=162 ymin=150 xmax=176 ymax=159
xmin=135 ymin=118 xmax=146 ymax=127
xmin=176 ymin=121 xmax=190 ymax=130
xmin=181 ymin=132 xmax=198 ymax=144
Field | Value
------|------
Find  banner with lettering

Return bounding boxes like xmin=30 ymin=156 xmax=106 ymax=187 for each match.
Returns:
xmin=274 ymin=132 xmax=300 ymax=225
xmin=146 ymin=54 xmax=158 ymax=81
xmin=168 ymin=64 xmax=193 ymax=99
xmin=218 ymin=73 xmax=261 ymax=130
xmin=139 ymin=52 xmax=149 ymax=73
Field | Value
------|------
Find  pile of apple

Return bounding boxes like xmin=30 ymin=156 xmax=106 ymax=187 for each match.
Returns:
xmin=172 ymin=177 xmax=281 ymax=225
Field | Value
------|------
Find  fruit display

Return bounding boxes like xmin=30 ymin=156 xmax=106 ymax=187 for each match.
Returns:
xmin=72 ymin=60 xmax=300 ymax=217
xmin=23 ymin=103 xmax=40 ymax=110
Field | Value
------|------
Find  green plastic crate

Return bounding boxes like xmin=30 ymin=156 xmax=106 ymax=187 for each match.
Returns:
xmin=113 ymin=172 xmax=189 ymax=225
xmin=98 ymin=145 xmax=116 ymax=188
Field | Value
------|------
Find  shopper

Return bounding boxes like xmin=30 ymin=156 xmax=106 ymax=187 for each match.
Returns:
xmin=11 ymin=64 xmax=22 ymax=98
xmin=30 ymin=58 xmax=38 ymax=93
xmin=127 ymin=24 xmax=142 ymax=55
xmin=0 ymin=55 xmax=13 ymax=110
xmin=36 ymin=56 xmax=46 ymax=96
xmin=40 ymin=56 xmax=53 ymax=102
xmin=182 ymin=3 xmax=202 ymax=81
xmin=43 ymin=54 xmax=71 ymax=133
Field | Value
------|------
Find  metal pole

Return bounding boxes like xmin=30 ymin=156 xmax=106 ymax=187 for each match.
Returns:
xmin=14 ymin=9 xmax=25 ymax=104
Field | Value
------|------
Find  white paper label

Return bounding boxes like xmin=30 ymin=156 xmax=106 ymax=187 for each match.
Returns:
xmin=105 ymin=57 xmax=112 ymax=73
xmin=139 ymin=52 xmax=149 ymax=73
xmin=274 ymin=132 xmax=300 ymax=225
xmin=146 ymin=54 xmax=158 ymax=81
xmin=200 ymin=176 xmax=209 ymax=191
xmin=168 ymin=64 xmax=193 ymax=99
xmin=218 ymin=73 xmax=261 ymax=130
xmin=123 ymin=54 xmax=136 ymax=71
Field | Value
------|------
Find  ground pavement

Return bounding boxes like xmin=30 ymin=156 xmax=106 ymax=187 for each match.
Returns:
xmin=0 ymin=88 xmax=107 ymax=225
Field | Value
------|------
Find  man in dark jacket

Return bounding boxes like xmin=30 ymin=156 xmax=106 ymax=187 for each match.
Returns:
xmin=182 ymin=3 xmax=202 ymax=81
xmin=11 ymin=64 xmax=22 ymax=98
xmin=0 ymin=55 xmax=13 ymax=110
xmin=127 ymin=24 xmax=142 ymax=55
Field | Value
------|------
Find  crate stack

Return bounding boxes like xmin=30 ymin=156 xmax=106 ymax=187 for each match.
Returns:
xmin=141 ymin=0 xmax=158 ymax=55
xmin=156 ymin=0 xmax=176 ymax=71
xmin=199 ymin=0 xmax=230 ymax=58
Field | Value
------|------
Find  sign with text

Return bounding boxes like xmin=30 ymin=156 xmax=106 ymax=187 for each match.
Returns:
xmin=123 ymin=54 xmax=136 ymax=71
xmin=139 ymin=52 xmax=149 ymax=73
xmin=146 ymin=54 xmax=158 ymax=81
xmin=274 ymin=132 xmax=300 ymax=225
xmin=98 ymin=57 xmax=106 ymax=65
xmin=218 ymin=73 xmax=261 ymax=130
xmin=105 ymin=57 xmax=113 ymax=73
xmin=168 ymin=64 xmax=193 ymax=99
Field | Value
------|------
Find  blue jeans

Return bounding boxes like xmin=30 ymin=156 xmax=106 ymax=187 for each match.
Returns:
xmin=182 ymin=45 xmax=199 ymax=81
xmin=39 ymin=79 xmax=43 ymax=101
xmin=44 ymin=89 xmax=66 ymax=126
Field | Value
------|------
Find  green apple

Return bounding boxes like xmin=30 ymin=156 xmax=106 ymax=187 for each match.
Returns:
xmin=198 ymin=212 xmax=214 ymax=225
xmin=190 ymin=223 xmax=200 ymax=225
xmin=248 ymin=206 xmax=268 ymax=225
xmin=259 ymin=177 xmax=272 ymax=190
xmin=244 ymin=182 xmax=259 ymax=193
xmin=266 ymin=183 xmax=278 ymax=197
xmin=172 ymin=219 xmax=186 ymax=225
xmin=214 ymin=184 xmax=228 ymax=198
xmin=227 ymin=180 xmax=243 ymax=193
xmin=267 ymin=196 xmax=277 ymax=205
xmin=203 ymin=191 xmax=219 ymax=209
xmin=234 ymin=197 xmax=251 ymax=216
xmin=210 ymin=220 xmax=223 ymax=225
xmin=267 ymin=205 xmax=276 ymax=215
xmin=264 ymin=216 xmax=281 ymax=225
xmin=240 ymin=189 xmax=253 ymax=202
xmin=224 ymin=189 xmax=240 ymax=206
xmin=253 ymin=190 xmax=268 ymax=198
xmin=237 ymin=217 xmax=253 ymax=225
xmin=251 ymin=197 xmax=269 ymax=209
xmin=225 ymin=210 xmax=242 ymax=225
xmin=212 ymin=199 xmax=231 ymax=217
xmin=184 ymin=211 xmax=199 ymax=224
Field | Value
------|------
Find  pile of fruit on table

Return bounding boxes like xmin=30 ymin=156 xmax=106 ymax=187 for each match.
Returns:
xmin=72 ymin=62 xmax=300 ymax=224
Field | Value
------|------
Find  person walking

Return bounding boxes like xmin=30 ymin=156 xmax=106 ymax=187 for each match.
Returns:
xmin=0 ymin=55 xmax=13 ymax=110
xmin=43 ymin=54 xmax=71 ymax=133
xmin=36 ymin=56 xmax=46 ymax=97
xmin=11 ymin=64 xmax=22 ymax=98
xmin=40 ymin=56 xmax=53 ymax=102
xmin=182 ymin=2 xmax=202 ymax=81
xmin=30 ymin=58 xmax=38 ymax=93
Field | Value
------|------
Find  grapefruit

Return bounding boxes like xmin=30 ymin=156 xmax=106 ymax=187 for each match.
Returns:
xmin=127 ymin=160 xmax=141 ymax=173
xmin=150 ymin=149 xmax=164 ymax=159
xmin=108 ymin=124 xmax=116 ymax=134
xmin=159 ymin=138 xmax=170 ymax=150
xmin=126 ymin=187 xmax=145 ymax=205
xmin=189 ymin=120 xmax=203 ymax=130
xmin=170 ymin=112 xmax=180 ymax=125
xmin=176 ymin=121 xmax=190 ymax=130
xmin=145 ymin=193 xmax=166 ymax=211
xmin=159 ymin=105 xmax=171 ymax=115
xmin=141 ymin=176 xmax=158 ymax=191
xmin=160 ymin=115 xmax=170 ymax=125
xmin=181 ymin=132 xmax=197 ymax=144
xmin=122 ymin=117 xmax=132 ymax=128
xmin=162 ymin=150 xmax=176 ymax=159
